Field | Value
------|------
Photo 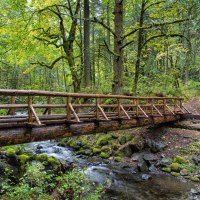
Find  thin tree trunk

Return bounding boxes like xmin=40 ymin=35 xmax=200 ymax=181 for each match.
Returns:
xmin=112 ymin=0 xmax=124 ymax=94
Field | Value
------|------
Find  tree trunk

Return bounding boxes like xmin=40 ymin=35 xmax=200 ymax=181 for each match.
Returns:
xmin=112 ymin=0 xmax=124 ymax=94
xmin=134 ymin=0 xmax=145 ymax=95
xmin=83 ymin=0 xmax=91 ymax=87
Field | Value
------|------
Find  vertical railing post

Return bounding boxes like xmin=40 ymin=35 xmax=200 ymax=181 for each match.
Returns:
xmin=10 ymin=96 xmax=15 ymax=115
xmin=174 ymin=98 xmax=177 ymax=113
xmin=117 ymin=98 xmax=121 ymax=118
xmin=96 ymin=97 xmax=100 ymax=120
xmin=163 ymin=98 xmax=166 ymax=115
xmin=67 ymin=96 xmax=71 ymax=121
xmin=28 ymin=96 xmax=33 ymax=123
xmin=47 ymin=96 xmax=51 ymax=115
xmin=136 ymin=98 xmax=139 ymax=116
xmin=151 ymin=98 xmax=154 ymax=116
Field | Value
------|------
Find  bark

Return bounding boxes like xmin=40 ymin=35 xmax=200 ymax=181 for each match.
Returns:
xmin=83 ymin=0 xmax=91 ymax=87
xmin=134 ymin=0 xmax=145 ymax=95
xmin=112 ymin=0 xmax=124 ymax=94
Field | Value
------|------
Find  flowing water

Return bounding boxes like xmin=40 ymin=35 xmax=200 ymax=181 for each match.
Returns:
xmin=27 ymin=141 xmax=195 ymax=200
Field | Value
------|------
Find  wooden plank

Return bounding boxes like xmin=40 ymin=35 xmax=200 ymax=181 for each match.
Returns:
xmin=138 ymin=105 xmax=148 ymax=118
xmin=120 ymin=105 xmax=131 ymax=119
xmin=69 ymin=103 xmax=80 ymax=122
xmin=97 ymin=104 xmax=109 ymax=120
xmin=30 ymin=105 xmax=42 ymax=125
xmin=153 ymin=105 xmax=163 ymax=116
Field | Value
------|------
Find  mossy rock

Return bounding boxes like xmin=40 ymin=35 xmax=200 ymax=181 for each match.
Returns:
xmin=36 ymin=153 xmax=48 ymax=162
xmin=96 ymin=134 xmax=112 ymax=146
xmin=111 ymin=134 xmax=118 ymax=139
xmin=111 ymin=143 xmax=118 ymax=151
xmin=79 ymin=137 xmax=88 ymax=147
xmin=118 ymin=136 xmax=126 ymax=145
xmin=189 ymin=177 xmax=200 ymax=182
xmin=18 ymin=154 xmax=29 ymax=165
xmin=180 ymin=169 xmax=188 ymax=176
xmin=6 ymin=148 xmax=16 ymax=157
xmin=101 ymin=146 xmax=111 ymax=152
xmin=69 ymin=140 xmax=82 ymax=150
xmin=174 ymin=156 xmax=187 ymax=164
xmin=100 ymin=152 xmax=110 ymax=159
xmin=171 ymin=172 xmax=180 ymax=176
xmin=161 ymin=167 xmax=171 ymax=173
xmin=47 ymin=157 xmax=60 ymax=167
xmin=125 ymin=134 xmax=133 ymax=142
xmin=92 ymin=148 xmax=101 ymax=154
xmin=114 ymin=156 xmax=122 ymax=162
xmin=170 ymin=162 xmax=180 ymax=172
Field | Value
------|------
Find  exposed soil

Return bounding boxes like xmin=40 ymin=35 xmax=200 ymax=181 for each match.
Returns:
xmin=183 ymin=97 xmax=200 ymax=115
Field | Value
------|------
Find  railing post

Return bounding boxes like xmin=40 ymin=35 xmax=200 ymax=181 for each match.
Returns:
xmin=136 ymin=98 xmax=139 ymax=116
xmin=117 ymin=99 xmax=121 ymax=118
xmin=96 ymin=97 xmax=100 ymax=120
xmin=10 ymin=96 xmax=15 ymax=115
xmin=151 ymin=99 xmax=154 ymax=116
xmin=28 ymin=96 xmax=33 ymax=123
xmin=67 ymin=96 xmax=71 ymax=120
xmin=47 ymin=96 xmax=51 ymax=115
xmin=163 ymin=98 xmax=166 ymax=115
xmin=174 ymin=98 xmax=177 ymax=113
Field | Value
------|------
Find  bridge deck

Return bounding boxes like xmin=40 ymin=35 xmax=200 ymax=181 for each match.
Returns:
xmin=0 ymin=89 xmax=190 ymax=146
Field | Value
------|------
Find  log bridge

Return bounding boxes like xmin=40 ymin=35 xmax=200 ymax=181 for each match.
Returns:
xmin=0 ymin=89 xmax=190 ymax=146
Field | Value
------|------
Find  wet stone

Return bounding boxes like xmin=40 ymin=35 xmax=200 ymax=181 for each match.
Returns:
xmin=142 ymin=174 xmax=152 ymax=181
xmin=192 ymin=155 xmax=200 ymax=165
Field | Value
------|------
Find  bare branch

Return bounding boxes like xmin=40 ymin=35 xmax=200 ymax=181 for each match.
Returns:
xmin=123 ymin=18 xmax=190 ymax=39
xmin=31 ymin=56 xmax=67 ymax=69
xmin=144 ymin=1 xmax=165 ymax=12
xmin=104 ymin=40 xmax=119 ymax=57
xmin=92 ymin=17 xmax=117 ymax=37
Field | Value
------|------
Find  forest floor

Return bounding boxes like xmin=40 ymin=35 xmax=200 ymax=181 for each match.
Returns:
xmin=183 ymin=97 xmax=200 ymax=115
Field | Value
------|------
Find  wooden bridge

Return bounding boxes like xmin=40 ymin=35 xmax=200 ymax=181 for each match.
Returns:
xmin=0 ymin=89 xmax=190 ymax=146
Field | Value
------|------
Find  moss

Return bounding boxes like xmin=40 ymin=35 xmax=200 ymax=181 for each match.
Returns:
xmin=79 ymin=137 xmax=88 ymax=147
xmin=18 ymin=154 xmax=29 ymax=165
xmin=111 ymin=143 xmax=118 ymax=151
xmin=114 ymin=156 xmax=122 ymax=162
xmin=101 ymin=146 xmax=111 ymax=152
xmin=174 ymin=156 xmax=187 ymax=164
xmin=47 ymin=157 xmax=60 ymax=167
xmin=171 ymin=172 xmax=180 ymax=176
xmin=125 ymin=134 xmax=133 ymax=142
xmin=92 ymin=148 xmax=101 ymax=154
xmin=96 ymin=134 xmax=112 ymax=146
xmin=100 ymin=152 xmax=110 ymax=159
xmin=161 ymin=167 xmax=171 ymax=173
xmin=170 ymin=162 xmax=180 ymax=172
xmin=36 ymin=153 xmax=48 ymax=162
xmin=118 ymin=136 xmax=126 ymax=145
xmin=6 ymin=148 xmax=16 ymax=157
xmin=189 ymin=177 xmax=200 ymax=182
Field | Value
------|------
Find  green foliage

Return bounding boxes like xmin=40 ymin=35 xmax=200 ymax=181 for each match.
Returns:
xmin=18 ymin=154 xmax=29 ymax=165
xmin=6 ymin=148 xmax=16 ymax=157
xmin=1 ymin=161 xmax=102 ymax=200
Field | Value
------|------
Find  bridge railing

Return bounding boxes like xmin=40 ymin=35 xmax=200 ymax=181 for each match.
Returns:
xmin=0 ymin=89 xmax=190 ymax=127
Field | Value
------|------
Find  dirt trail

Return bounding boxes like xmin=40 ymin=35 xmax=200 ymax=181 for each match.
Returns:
xmin=183 ymin=97 xmax=200 ymax=115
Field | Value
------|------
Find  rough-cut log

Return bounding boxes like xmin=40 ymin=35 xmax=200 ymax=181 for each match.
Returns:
xmin=0 ymin=115 xmax=180 ymax=146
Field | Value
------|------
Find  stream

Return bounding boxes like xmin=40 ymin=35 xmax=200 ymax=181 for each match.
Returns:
xmin=27 ymin=140 xmax=195 ymax=200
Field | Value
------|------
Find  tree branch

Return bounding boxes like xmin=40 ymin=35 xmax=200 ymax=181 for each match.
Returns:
xmin=141 ymin=33 xmax=190 ymax=49
xmin=31 ymin=56 xmax=67 ymax=69
xmin=123 ymin=18 xmax=190 ymax=39
xmin=104 ymin=40 xmax=119 ymax=57
xmin=144 ymin=1 xmax=165 ymax=12
xmin=92 ymin=17 xmax=117 ymax=37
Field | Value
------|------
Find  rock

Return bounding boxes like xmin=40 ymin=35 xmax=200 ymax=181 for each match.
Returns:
xmin=180 ymin=169 xmax=188 ymax=176
xmin=189 ymin=177 xmax=200 ymax=182
xmin=100 ymin=152 xmax=110 ymax=159
xmin=170 ymin=162 xmax=180 ymax=172
xmin=138 ymin=160 xmax=148 ymax=172
xmin=117 ymin=145 xmax=133 ymax=158
xmin=192 ymin=155 xmax=200 ymax=165
xmin=171 ymin=172 xmax=179 ymax=176
xmin=162 ymin=167 xmax=171 ymax=173
xmin=114 ymin=156 xmax=122 ymax=162
xmin=6 ymin=148 xmax=16 ymax=157
xmin=36 ymin=153 xmax=48 ymax=162
xmin=151 ymin=141 xmax=167 ymax=153
xmin=174 ymin=156 xmax=187 ymax=164
xmin=188 ymin=189 xmax=200 ymax=200
xmin=18 ymin=154 xmax=29 ymax=165
xmin=143 ymin=153 xmax=158 ymax=165
xmin=159 ymin=158 xmax=172 ymax=167
xmin=119 ymin=136 xmax=126 ymax=145
xmin=141 ymin=174 xmax=152 ymax=180
xmin=149 ymin=164 xmax=157 ymax=172
xmin=92 ymin=148 xmax=101 ymax=154
xmin=131 ymin=153 xmax=144 ymax=162
xmin=96 ymin=134 xmax=112 ymax=146
xmin=130 ymin=135 xmax=144 ymax=152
